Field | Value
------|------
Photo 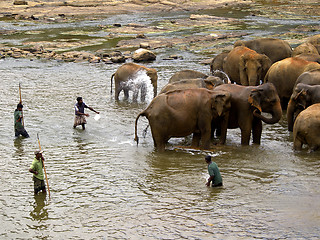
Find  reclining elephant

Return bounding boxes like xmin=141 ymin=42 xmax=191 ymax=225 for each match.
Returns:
xmin=234 ymin=38 xmax=292 ymax=63
xmin=287 ymin=83 xmax=320 ymax=131
xmin=168 ymin=69 xmax=208 ymax=83
xmin=223 ymin=46 xmax=272 ymax=86
xmin=111 ymin=63 xmax=158 ymax=101
xmin=264 ymin=57 xmax=320 ymax=109
xmin=214 ymin=83 xmax=282 ymax=145
xmin=159 ymin=76 xmax=224 ymax=94
xmin=134 ymin=88 xmax=231 ymax=151
xmin=293 ymin=103 xmax=320 ymax=151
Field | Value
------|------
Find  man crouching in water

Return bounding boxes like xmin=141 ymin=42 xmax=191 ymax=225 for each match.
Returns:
xmin=205 ymin=155 xmax=223 ymax=187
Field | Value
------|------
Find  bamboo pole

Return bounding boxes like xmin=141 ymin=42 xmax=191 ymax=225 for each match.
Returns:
xmin=37 ymin=133 xmax=51 ymax=198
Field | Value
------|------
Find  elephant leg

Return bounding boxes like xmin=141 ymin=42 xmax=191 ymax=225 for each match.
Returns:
xmin=192 ymin=132 xmax=201 ymax=148
xmin=252 ymin=118 xmax=262 ymax=144
xmin=200 ymin=125 xmax=211 ymax=149
xmin=240 ymin=127 xmax=251 ymax=145
xmin=132 ymin=88 xmax=139 ymax=102
xmin=115 ymin=89 xmax=121 ymax=101
xmin=218 ymin=118 xmax=228 ymax=145
xmin=124 ymin=89 xmax=129 ymax=100
xmin=293 ymin=136 xmax=303 ymax=150
xmin=140 ymin=84 xmax=147 ymax=102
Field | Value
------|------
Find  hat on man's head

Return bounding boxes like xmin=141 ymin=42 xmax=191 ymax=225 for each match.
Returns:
xmin=205 ymin=155 xmax=211 ymax=161
xmin=34 ymin=150 xmax=43 ymax=155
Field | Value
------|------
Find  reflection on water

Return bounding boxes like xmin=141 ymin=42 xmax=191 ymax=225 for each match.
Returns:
xmin=30 ymin=193 xmax=48 ymax=222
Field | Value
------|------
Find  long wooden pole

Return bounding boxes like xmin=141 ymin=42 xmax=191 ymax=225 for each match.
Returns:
xmin=19 ymin=83 xmax=24 ymax=126
xmin=37 ymin=133 xmax=51 ymax=198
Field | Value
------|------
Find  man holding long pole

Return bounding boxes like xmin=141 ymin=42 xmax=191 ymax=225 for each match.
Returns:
xmin=15 ymin=83 xmax=29 ymax=138
xmin=29 ymin=150 xmax=47 ymax=195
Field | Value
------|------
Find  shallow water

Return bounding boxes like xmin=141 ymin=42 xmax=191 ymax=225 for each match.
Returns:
xmin=1 ymin=2 xmax=320 ymax=239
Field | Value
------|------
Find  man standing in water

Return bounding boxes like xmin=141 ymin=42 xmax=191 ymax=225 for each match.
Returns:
xmin=73 ymin=97 xmax=100 ymax=130
xmin=29 ymin=151 xmax=46 ymax=194
xmin=14 ymin=103 xmax=29 ymax=138
xmin=205 ymin=155 xmax=223 ymax=187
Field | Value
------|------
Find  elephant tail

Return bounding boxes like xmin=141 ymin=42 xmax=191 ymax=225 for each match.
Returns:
xmin=134 ymin=111 xmax=146 ymax=145
xmin=110 ymin=73 xmax=115 ymax=93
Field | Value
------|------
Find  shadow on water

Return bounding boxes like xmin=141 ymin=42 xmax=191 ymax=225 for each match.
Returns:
xmin=30 ymin=193 xmax=48 ymax=222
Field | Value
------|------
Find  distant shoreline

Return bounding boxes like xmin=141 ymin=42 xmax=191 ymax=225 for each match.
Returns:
xmin=0 ymin=0 xmax=249 ymax=21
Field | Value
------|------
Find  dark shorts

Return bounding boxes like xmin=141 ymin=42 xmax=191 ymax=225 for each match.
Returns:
xmin=15 ymin=128 xmax=29 ymax=138
xmin=33 ymin=176 xmax=46 ymax=193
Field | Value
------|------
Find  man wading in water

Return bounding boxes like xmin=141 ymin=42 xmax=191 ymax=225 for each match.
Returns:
xmin=205 ymin=155 xmax=223 ymax=187
xmin=14 ymin=103 xmax=29 ymax=138
xmin=29 ymin=151 xmax=46 ymax=194
xmin=73 ymin=97 xmax=100 ymax=130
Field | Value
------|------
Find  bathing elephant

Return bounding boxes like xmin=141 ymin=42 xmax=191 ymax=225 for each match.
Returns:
xmin=293 ymin=103 xmax=320 ymax=151
xmin=264 ymin=57 xmax=320 ymax=109
xmin=159 ymin=76 xmax=224 ymax=94
xmin=292 ymin=42 xmax=319 ymax=57
xmin=287 ymin=83 xmax=320 ymax=132
xmin=307 ymin=34 xmax=320 ymax=54
xmin=210 ymin=51 xmax=229 ymax=74
xmin=134 ymin=88 xmax=231 ymax=151
xmin=234 ymin=38 xmax=292 ymax=63
xmin=111 ymin=63 xmax=158 ymax=101
xmin=223 ymin=46 xmax=272 ymax=86
xmin=214 ymin=83 xmax=282 ymax=145
xmin=168 ymin=69 xmax=208 ymax=83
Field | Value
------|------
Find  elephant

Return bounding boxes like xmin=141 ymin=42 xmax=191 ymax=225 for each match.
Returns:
xmin=294 ymin=68 xmax=320 ymax=87
xmin=264 ymin=57 xmax=320 ymax=109
xmin=111 ymin=63 xmax=158 ymax=101
xmin=210 ymin=51 xmax=229 ymax=74
xmin=134 ymin=88 xmax=231 ymax=151
xmin=287 ymin=83 xmax=320 ymax=131
xmin=159 ymin=76 xmax=224 ymax=94
xmin=234 ymin=38 xmax=292 ymax=63
xmin=292 ymin=42 xmax=319 ymax=56
xmin=307 ymin=34 xmax=320 ymax=54
xmin=223 ymin=46 xmax=272 ymax=86
xmin=168 ymin=69 xmax=208 ymax=83
xmin=214 ymin=83 xmax=282 ymax=145
xmin=293 ymin=103 xmax=320 ymax=151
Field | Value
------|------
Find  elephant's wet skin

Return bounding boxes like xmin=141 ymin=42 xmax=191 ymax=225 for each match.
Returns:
xmin=214 ymin=83 xmax=282 ymax=145
xmin=134 ymin=88 xmax=231 ymax=152
xmin=287 ymin=83 xmax=320 ymax=132
xmin=111 ymin=63 xmax=158 ymax=102
xmin=293 ymin=103 xmax=320 ymax=152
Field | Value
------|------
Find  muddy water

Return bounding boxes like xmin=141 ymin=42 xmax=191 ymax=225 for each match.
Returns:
xmin=1 ymin=3 xmax=320 ymax=239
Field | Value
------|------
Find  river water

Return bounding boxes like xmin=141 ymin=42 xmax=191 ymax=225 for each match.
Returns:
xmin=1 ymin=2 xmax=320 ymax=239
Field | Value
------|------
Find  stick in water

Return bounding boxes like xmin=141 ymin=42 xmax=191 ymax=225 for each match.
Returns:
xmin=19 ymin=83 xmax=24 ymax=126
xmin=37 ymin=133 xmax=51 ymax=198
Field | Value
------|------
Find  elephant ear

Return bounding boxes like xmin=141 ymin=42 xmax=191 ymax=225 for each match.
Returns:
xmin=248 ymin=89 xmax=262 ymax=113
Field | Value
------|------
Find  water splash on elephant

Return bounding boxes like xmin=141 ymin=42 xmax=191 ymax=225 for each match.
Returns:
xmin=121 ymin=69 xmax=154 ymax=103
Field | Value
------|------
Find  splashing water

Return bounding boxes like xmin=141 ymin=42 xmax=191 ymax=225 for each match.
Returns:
xmin=121 ymin=69 xmax=154 ymax=103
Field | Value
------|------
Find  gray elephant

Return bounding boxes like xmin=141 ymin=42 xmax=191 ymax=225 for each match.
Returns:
xmin=223 ymin=46 xmax=272 ymax=86
xmin=134 ymin=88 xmax=231 ymax=151
xmin=307 ymin=34 xmax=320 ymax=54
xmin=111 ymin=63 xmax=158 ymax=101
xmin=264 ymin=57 xmax=320 ymax=108
xmin=287 ymin=83 xmax=320 ymax=131
xmin=214 ymin=83 xmax=282 ymax=145
xmin=159 ymin=76 xmax=224 ymax=94
xmin=210 ymin=51 xmax=229 ymax=74
xmin=168 ymin=69 xmax=208 ymax=83
xmin=294 ymin=68 xmax=320 ymax=87
xmin=293 ymin=103 xmax=320 ymax=151
xmin=292 ymin=42 xmax=319 ymax=57
xmin=234 ymin=38 xmax=292 ymax=63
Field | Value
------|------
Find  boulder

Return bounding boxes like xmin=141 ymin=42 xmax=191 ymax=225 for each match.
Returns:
xmin=132 ymin=48 xmax=156 ymax=62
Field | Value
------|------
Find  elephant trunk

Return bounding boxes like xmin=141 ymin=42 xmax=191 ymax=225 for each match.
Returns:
xmin=287 ymin=98 xmax=295 ymax=132
xmin=253 ymin=101 xmax=282 ymax=124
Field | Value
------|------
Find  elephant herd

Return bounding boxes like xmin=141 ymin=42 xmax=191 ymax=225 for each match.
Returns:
xmin=110 ymin=34 xmax=320 ymax=152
